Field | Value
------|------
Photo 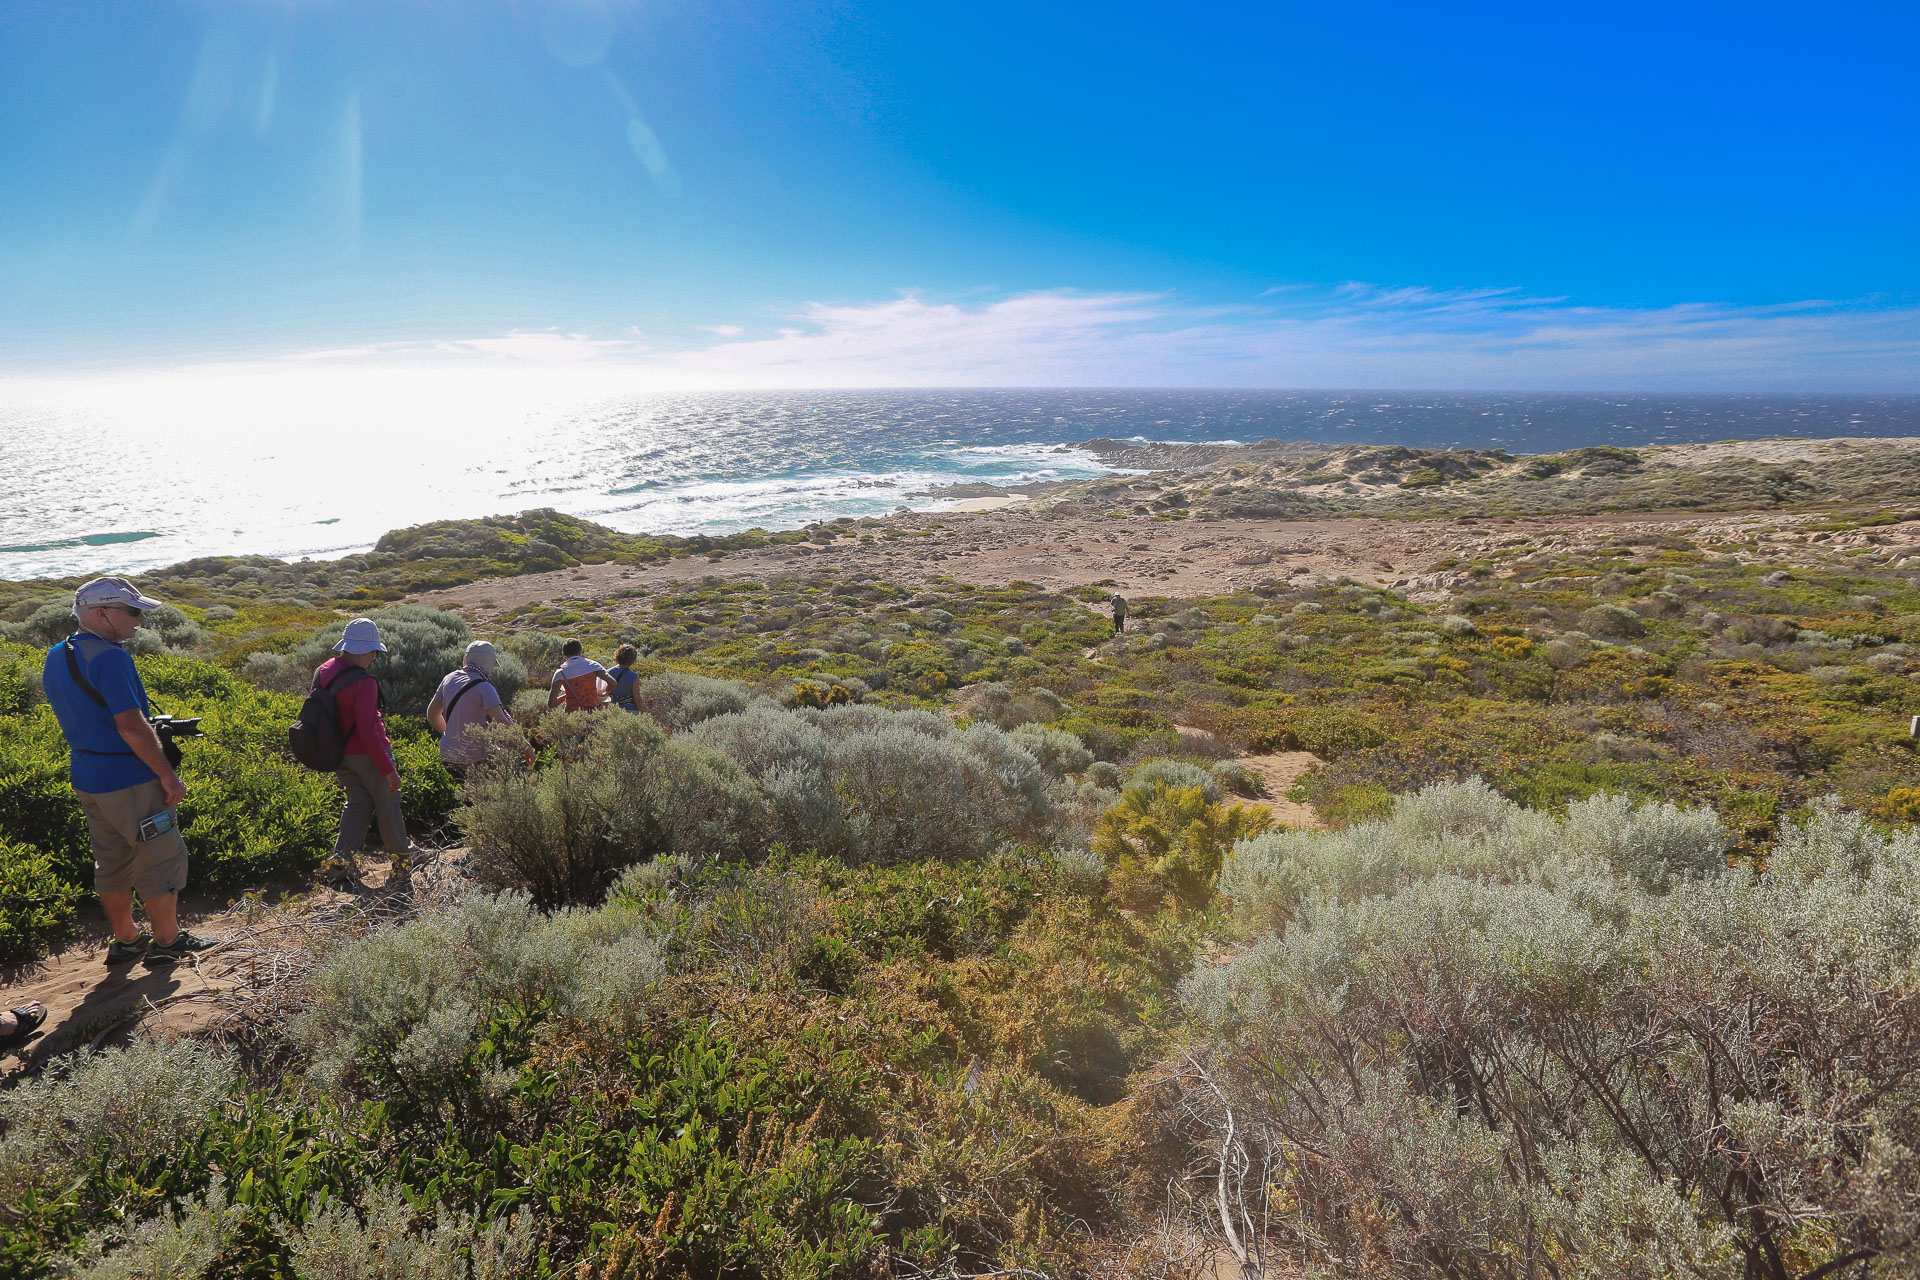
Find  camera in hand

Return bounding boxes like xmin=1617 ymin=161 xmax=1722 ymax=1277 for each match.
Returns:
xmin=148 ymin=714 xmax=203 ymax=768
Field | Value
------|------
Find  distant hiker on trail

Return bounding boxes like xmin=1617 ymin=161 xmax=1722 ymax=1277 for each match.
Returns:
xmin=548 ymin=639 xmax=617 ymax=712
xmin=1111 ymin=594 xmax=1128 ymax=635
xmin=608 ymin=644 xmax=642 ymax=713
xmin=41 ymin=577 xmax=217 ymax=965
xmin=426 ymin=640 xmax=526 ymax=780
xmin=312 ymin=618 xmax=419 ymax=881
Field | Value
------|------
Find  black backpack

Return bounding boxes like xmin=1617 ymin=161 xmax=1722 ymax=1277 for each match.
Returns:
xmin=288 ymin=666 xmax=373 ymax=772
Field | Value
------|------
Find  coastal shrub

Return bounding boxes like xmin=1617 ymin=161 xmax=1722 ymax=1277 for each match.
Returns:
xmin=259 ymin=606 xmax=521 ymax=715
xmin=828 ymin=723 xmax=1037 ymax=864
xmin=682 ymin=699 xmax=1055 ymax=863
xmin=0 ymin=837 xmax=84 ymax=965
xmin=460 ymin=713 xmax=765 ymax=907
xmin=1091 ymin=782 xmax=1272 ymax=912
xmin=1211 ymin=758 xmax=1261 ymax=797
xmin=1579 ymin=602 xmax=1646 ymax=637
xmin=631 ymin=670 xmax=756 ymax=730
xmin=1218 ymin=780 xmax=1728 ymax=934
xmin=291 ymin=890 xmax=664 ymax=1115
xmin=1008 ymin=722 xmax=1093 ymax=778
xmin=0 ymin=601 xmax=77 ymax=648
xmin=1176 ymin=794 xmax=1920 ymax=1276
xmin=68 ymin=1178 xmax=244 ymax=1280
xmin=280 ymin=1184 xmax=537 ymax=1280
xmin=1280 ymin=705 xmax=1387 ymax=758
xmin=1123 ymin=757 xmax=1223 ymax=804
xmin=0 ymin=1038 xmax=235 ymax=1212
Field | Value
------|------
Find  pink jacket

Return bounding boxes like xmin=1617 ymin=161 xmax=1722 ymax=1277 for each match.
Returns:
xmin=315 ymin=656 xmax=396 ymax=776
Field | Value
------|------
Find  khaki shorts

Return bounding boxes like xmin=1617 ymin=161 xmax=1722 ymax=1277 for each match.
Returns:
xmin=76 ymin=779 xmax=189 ymax=900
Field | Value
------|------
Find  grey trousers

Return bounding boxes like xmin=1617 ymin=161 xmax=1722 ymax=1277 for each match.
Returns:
xmin=333 ymin=753 xmax=409 ymax=857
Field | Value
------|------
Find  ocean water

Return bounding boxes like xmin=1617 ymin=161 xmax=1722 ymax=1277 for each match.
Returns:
xmin=3 ymin=382 xmax=1917 ymax=581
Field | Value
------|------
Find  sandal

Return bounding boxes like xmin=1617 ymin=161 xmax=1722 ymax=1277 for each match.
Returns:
xmin=0 ymin=1002 xmax=46 ymax=1050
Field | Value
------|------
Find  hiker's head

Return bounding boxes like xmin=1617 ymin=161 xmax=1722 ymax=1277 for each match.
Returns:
xmin=464 ymin=640 xmax=499 ymax=675
xmin=72 ymin=576 xmax=161 ymax=642
xmin=333 ymin=618 xmax=387 ymax=666
xmin=562 ymin=639 xmax=583 ymax=658
xmin=615 ymin=644 xmax=638 ymax=668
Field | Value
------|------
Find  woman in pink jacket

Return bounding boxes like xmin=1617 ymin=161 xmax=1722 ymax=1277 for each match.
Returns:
xmin=312 ymin=618 xmax=418 ymax=883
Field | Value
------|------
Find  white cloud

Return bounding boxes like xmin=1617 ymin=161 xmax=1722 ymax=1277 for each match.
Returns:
xmin=643 ymin=287 xmax=1920 ymax=390
xmin=17 ymin=286 xmax=1919 ymax=392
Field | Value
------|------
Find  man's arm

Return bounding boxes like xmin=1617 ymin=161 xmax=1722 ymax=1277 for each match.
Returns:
xmin=597 ymin=669 xmax=619 ymax=691
xmin=115 ymin=709 xmax=185 ymax=807
xmin=426 ymin=694 xmax=447 ymax=736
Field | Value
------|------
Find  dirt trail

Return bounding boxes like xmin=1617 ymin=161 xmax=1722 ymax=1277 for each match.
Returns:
xmin=0 ymin=856 xmax=458 ymax=1073
xmin=1173 ymin=724 xmax=1323 ymax=828
xmin=1236 ymin=751 xmax=1324 ymax=828
xmin=1 ymin=903 xmax=253 ymax=1069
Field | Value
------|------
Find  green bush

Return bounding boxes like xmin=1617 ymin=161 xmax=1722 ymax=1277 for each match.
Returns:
xmin=1092 ymin=782 xmax=1272 ymax=912
xmin=251 ymin=607 xmax=524 ymax=716
xmin=460 ymin=713 xmax=766 ymax=907
xmin=1278 ymin=705 xmax=1387 ymax=757
xmin=0 ymin=838 xmax=83 ymax=965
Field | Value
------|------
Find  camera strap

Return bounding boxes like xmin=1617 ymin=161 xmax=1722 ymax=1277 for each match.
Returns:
xmin=63 ymin=636 xmax=108 ymax=708
xmin=63 ymin=635 xmax=137 ymax=757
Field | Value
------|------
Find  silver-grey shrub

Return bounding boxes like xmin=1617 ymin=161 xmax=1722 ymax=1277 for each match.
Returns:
xmin=1180 ymin=787 xmax=1920 ymax=1276
xmin=68 ymin=1177 xmax=243 ymax=1280
xmin=683 ymin=700 xmax=1054 ymax=863
xmin=291 ymin=890 xmax=664 ymax=1108
xmin=633 ymin=670 xmax=758 ymax=730
xmin=0 ymin=1038 xmax=235 ymax=1211
xmin=280 ymin=1183 xmax=535 ymax=1280
xmin=1124 ymin=758 xmax=1222 ymax=804
xmin=459 ymin=711 xmax=766 ymax=905
xmin=1009 ymin=722 xmax=1093 ymax=779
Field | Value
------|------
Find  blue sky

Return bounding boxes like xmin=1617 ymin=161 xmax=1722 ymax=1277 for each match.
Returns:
xmin=2 ymin=0 xmax=1918 ymax=388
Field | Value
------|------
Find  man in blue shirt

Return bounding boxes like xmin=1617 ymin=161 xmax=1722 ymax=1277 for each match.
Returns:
xmin=42 ymin=577 xmax=217 ymax=965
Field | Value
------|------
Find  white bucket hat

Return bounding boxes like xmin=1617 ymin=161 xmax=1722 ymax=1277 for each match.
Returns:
xmin=333 ymin=618 xmax=388 ymax=654
xmin=464 ymin=640 xmax=499 ymax=674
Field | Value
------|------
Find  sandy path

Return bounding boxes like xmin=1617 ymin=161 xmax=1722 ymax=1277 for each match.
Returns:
xmin=0 ymin=857 xmax=452 ymax=1071
xmin=1236 ymin=751 xmax=1324 ymax=828
xmin=1 ymin=905 xmax=252 ymax=1068
xmin=412 ymin=505 xmax=1904 ymax=627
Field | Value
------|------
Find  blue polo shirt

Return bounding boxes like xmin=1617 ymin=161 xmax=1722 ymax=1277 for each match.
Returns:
xmin=42 ymin=632 xmax=156 ymax=794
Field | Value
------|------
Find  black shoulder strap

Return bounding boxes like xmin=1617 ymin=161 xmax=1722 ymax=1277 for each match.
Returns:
xmin=318 ymin=665 xmax=372 ymax=696
xmin=63 ymin=636 xmax=109 ymax=709
xmin=445 ymin=675 xmax=491 ymax=718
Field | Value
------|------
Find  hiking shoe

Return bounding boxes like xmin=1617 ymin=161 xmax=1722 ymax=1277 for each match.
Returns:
xmin=391 ymin=846 xmax=435 ymax=877
xmin=105 ymin=934 xmax=152 ymax=965
xmin=148 ymin=930 xmax=219 ymax=964
xmin=316 ymin=855 xmax=360 ymax=889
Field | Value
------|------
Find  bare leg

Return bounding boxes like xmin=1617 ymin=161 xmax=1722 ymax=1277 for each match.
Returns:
xmin=99 ymin=888 xmax=141 ymax=944
xmin=146 ymin=892 xmax=179 ymax=946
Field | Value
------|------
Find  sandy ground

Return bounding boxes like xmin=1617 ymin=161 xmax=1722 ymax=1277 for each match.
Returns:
xmin=0 ymin=854 xmax=468 ymax=1073
xmin=415 ymin=504 xmax=1920 ymax=627
xmin=1235 ymin=751 xmax=1324 ymax=827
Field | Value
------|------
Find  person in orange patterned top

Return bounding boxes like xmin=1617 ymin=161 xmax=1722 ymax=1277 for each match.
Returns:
xmin=547 ymin=639 xmax=617 ymax=712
